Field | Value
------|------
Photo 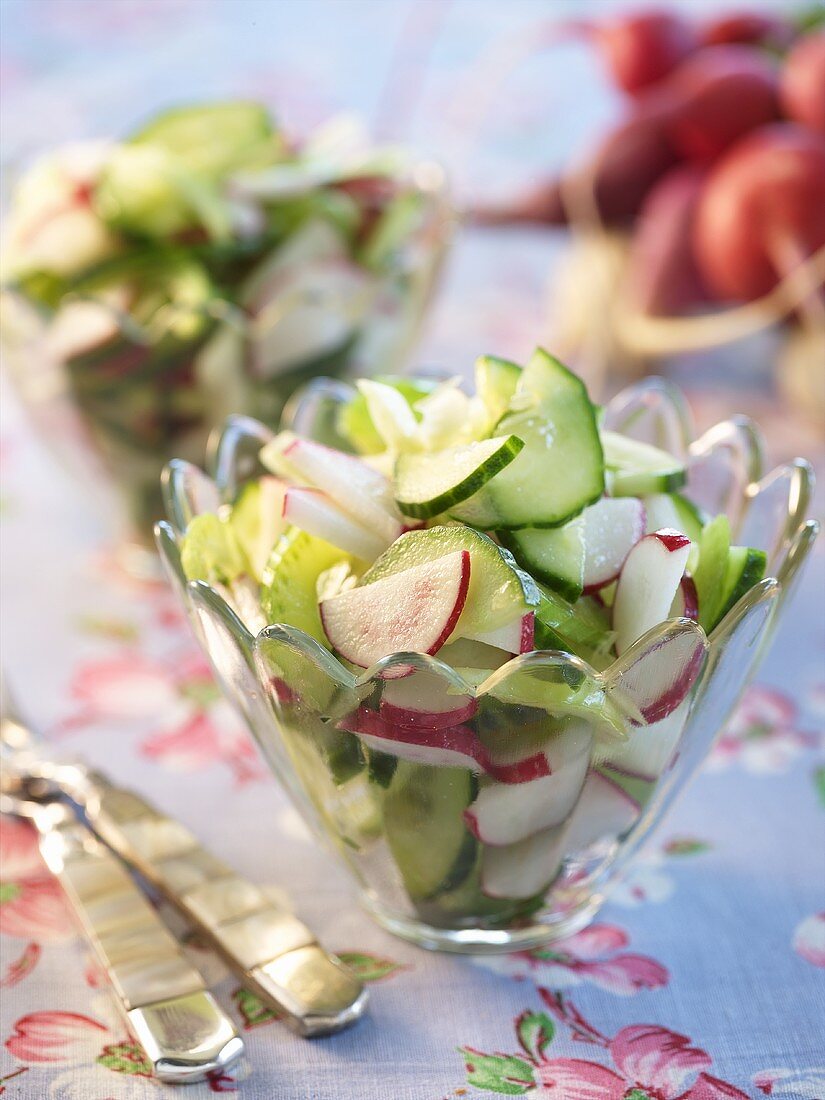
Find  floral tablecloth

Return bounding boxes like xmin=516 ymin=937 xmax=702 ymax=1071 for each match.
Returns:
xmin=1 ymin=2 xmax=824 ymax=1098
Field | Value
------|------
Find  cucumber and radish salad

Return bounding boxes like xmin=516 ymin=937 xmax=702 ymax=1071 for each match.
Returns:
xmin=179 ymin=348 xmax=766 ymax=925
xmin=1 ymin=101 xmax=447 ymax=541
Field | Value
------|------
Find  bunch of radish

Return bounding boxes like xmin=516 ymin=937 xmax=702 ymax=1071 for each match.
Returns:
xmin=473 ymin=9 xmax=825 ymax=329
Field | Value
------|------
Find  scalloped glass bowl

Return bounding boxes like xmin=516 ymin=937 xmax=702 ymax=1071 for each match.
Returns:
xmin=156 ymin=378 xmax=817 ymax=953
xmin=1 ymin=163 xmax=451 ymax=570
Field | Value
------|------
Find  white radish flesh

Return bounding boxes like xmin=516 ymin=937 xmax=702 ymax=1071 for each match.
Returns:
xmin=582 ymin=497 xmax=647 ymax=591
xmin=462 ymin=612 xmax=535 ymax=655
xmin=282 ymin=487 xmax=387 ymax=562
xmin=481 ymin=825 xmax=567 ymax=900
xmin=561 ymin=769 xmax=641 ymax=853
xmin=613 ymin=529 xmax=691 ymax=654
xmin=320 ymin=550 xmax=471 ymax=667
xmin=464 ymin=750 xmax=589 ymax=846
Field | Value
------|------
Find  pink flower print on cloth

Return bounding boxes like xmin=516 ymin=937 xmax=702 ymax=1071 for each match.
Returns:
xmin=538 ymin=1025 xmax=747 ymax=1100
xmin=793 ymin=912 xmax=825 ymax=967
xmin=0 ymin=817 xmax=73 ymax=942
xmin=707 ymin=686 xmax=817 ymax=774
xmin=475 ymin=923 xmax=669 ymax=996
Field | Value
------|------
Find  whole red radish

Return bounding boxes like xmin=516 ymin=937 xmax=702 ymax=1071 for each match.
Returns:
xmin=627 ymin=165 xmax=710 ymax=315
xmin=701 ymin=11 xmax=795 ymax=50
xmin=472 ymin=101 xmax=676 ymax=227
xmin=693 ymin=123 xmax=825 ymax=301
xmin=661 ymin=45 xmax=780 ymax=161
xmin=593 ymin=10 xmax=698 ymax=94
xmin=781 ymin=31 xmax=825 ymax=134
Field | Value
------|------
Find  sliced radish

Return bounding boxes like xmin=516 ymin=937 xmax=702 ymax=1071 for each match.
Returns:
xmin=320 ymin=550 xmax=470 ymax=667
xmin=582 ymin=497 xmax=647 ymax=592
xmin=481 ymin=825 xmax=567 ymax=900
xmin=341 ymin=707 xmax=551 ymax=782
xmin=246 ymin=476 xmax=288 ymax=577
xmin=341 ymin=708 xmax=487 ymax=772
xmin=561 ymin=769 xmax=642 ymax=853
xmin=282 ymin=486 xmax=387 ymax=562
xmin=669 ymin=574 xmax=699 ymax=620
xmin=612 ymin=529 xmax=691 ymax=654
xmin=464 ymin=750 xmax=589 ymax=846
xmin=379 ymin=675 xmax=478 ymax=729
xmin=262 ymin=433 xmax=402 ymax=542
xmin=608 ymin=618 xmax=706 ymax=725
xmin=462 ymin=611 xmax=535 ymax=655
xmin=600 ymin=695 xmax=691 ymax=780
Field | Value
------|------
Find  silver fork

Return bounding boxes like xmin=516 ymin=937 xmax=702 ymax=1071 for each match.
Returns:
xmin=0 ymin=679 xmax=367 ymax=1038
xmin=0 ymin=764 xmax=245 ymax=1083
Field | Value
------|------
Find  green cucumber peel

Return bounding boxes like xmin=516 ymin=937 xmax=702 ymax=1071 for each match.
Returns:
xmin=181 ymin=512 xmax=250 ymax=585
xmin=394 ymin=435 xmax=525 ymax=520
xmin=456 ymin=348 xmax=605 ymax=530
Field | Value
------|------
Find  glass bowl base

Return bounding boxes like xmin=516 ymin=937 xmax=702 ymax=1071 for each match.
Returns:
xmin=361 ymin=892 xmax=606 ymax=954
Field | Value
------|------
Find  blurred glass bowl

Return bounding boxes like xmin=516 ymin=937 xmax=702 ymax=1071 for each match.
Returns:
xmin=1 ymin=160 xmax=452 ymax=574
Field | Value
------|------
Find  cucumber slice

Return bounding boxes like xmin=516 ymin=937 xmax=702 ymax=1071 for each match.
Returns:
xmin=499 ymin=519 xmax=584 ymax=602
xmin=337 ymin=376 xmax=437 ymax=455
xmin=474 ymin=355 xmax=521 ymax=423
xmin=693 ymin=515 xmax=767 ymax=632
xmin=181 ymin=513 xmax=249 ymax=585
xmin=360 ymin=526 xmax=538 ymax=635
xmin=534 ymin=587 xmax=615 ymax=667
xmin=693 ymin=515 xmax=730 ymax=632
xmin=603 ymin=431 xmax=687 ymax=496
xmin=382 ymin=761 xmax=477 ymax=901
xmin=131 ymin=101 xmax=278 ymax=178
xmin=95 ymin=144 xmax=229 ymax=239
xmin=309 ymin=725 xmax=365 ymax=787
xmin=394 ymin=435 xmax=524 ymax=520
xmin=717 ymin=547 xmax=766 ymax=628
xmin=414 ymin=850 xmax=535 ymax=926
xmin=712 ymin=541 xmax=770 ymax=629
xmin=366 ymin=747 xmax=399 ymax=789
xmin=229 ymin=477 xmax=287 ymax=581
xmin=453 ymin=349 xmax=604 ymax=530
xmin=261 ymin=526 xmax=354 ymax=644
xmin=644 ymin=492 xmax=705 ymax=542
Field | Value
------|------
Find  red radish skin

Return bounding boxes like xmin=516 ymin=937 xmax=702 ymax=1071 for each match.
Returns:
xmin=379 ymin=697 xmax=479 ymax=730
xmin=342 ymin=707 xmax=552 ymax=783
xmin=693 ymin=123 xmax=825 ymax=302
xmin=463 ymin=612 xmax=535 ymax=656
xmin=660 ymin=46 xmax=780 ymax=161
xmin=637 ymin=639 xmax=704 ymax=725
xmin=656 ymin=530 xmax=691 ymax=553
xmin=626 ymin=165 xmax=711 ymax=316
xmin=612 ymin=529 xmax=691 ymax=654
xmin=607 ymin=620 xmax=706 ymax=726
xmin=700 ymin=12 xmax=795 ymax=50
xmin=671 ymin=575 xmax=699 ymax=621
xmin=471 ymin=101 xmax=677 ymax=228
xmin=464 ymin=750 xmax=590 ymax=846
xmin=593 ymin=10 xmax=698 ymax=94
xmin=781 ymin=32 xmax=825 ymax=135
xmin=320 ymin=550 xmax=471 ymax=668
